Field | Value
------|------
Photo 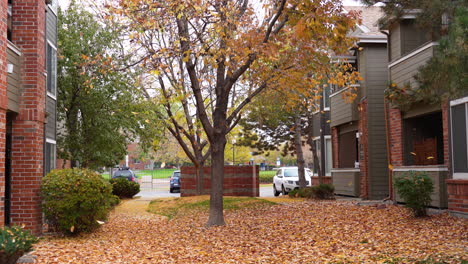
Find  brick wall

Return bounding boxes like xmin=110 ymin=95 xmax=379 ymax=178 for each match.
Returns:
xmin=446 ymin=180 xmax=468 ymax=215
xmin=331 ymin=127 xmax=339 ymax=168
xmin=359 ymin=101 xmax=369 ymax=199
xmin=441 ymin=102 xmax=450 ymax=167
xmin=311 ymin=176 xmax=332 ymax=185
xmin=9 ymin=0 xmax=46 ymax=234
xmin=180 ymin=166 xmax=259 ymax=197
xmin=388 ymin=108 xmax=404 ymax=166
xmin=0 ymin=0 xmax=8 ymax=227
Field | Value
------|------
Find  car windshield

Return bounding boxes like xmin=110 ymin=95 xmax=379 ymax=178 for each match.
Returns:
xmin=114 ymin=170 xmax=132 ymax=177
xmin=284 ymin=169 xmax=311 ymax=177
xmin=173 ymin=172 xmax=180 ymax=178
xmin=284 ymin=169 xmax=298 ymax=177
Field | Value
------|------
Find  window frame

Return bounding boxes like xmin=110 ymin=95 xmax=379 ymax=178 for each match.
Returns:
xmin=450 ymin=97 xmax=468 ymax=179
xmin=46 ymin=40 xmax=57 ymax=99
xmin=45 ymin=138 xmax=56 ymax=174
xmin=47 ymin=0 xmax=59 ymax=16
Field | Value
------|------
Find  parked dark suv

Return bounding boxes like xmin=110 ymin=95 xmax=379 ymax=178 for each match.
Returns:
xmin=169 ymin=170 xmax=181 ymax=193
xmin=112 ymin=167 xmax=138 ymax=184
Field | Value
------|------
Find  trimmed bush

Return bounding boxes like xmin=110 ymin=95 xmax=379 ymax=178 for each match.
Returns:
xmin=41 ymin=168 xmax=115 ymax=235
xmin=110 ymin=178 xmax=140 ymax=198
xmin=0 ymin=225 xmax=39 ymax=264
xmin=394 ymin=171 xmax=434 ymax=217
xmin=311 ymin=184 xmax=335 ymax=199
xmin=289 ymin=184 xmax=335 ymax=199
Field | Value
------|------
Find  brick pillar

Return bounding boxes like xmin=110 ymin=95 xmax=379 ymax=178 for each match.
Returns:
xmin=0 ymin=0 xmax=9 ymax=227
xmin=359 ymin=101 xmax=369 ymax=199
xmin=388 ymin=108 xmax=404 ymax=166
xmin=331 ymin=127 xmax=339 ymax=168
xmin=10 ymin=0 xmax=46 ymax=234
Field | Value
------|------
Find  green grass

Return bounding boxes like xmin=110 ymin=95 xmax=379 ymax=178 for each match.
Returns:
xmin=134 ymin=169 xmax=177 ymax=179
xmin=101 ymin=168 xmax=177 ymax=180
xmin=148 ymin=196 xmax=276 ymax=219
xmin=259 ymin=170 xmax=276 ymax=183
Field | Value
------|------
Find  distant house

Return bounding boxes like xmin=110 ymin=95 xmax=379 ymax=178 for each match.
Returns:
xmin=330 ymin=6 xmax=389 ymax=199
xmin=119 ymin=142 xmax=154 ymax=170
xmin=383 ymin=10 xmax=467 ymax=216
xmin=0 ymin=0 xmax=58 ymax=234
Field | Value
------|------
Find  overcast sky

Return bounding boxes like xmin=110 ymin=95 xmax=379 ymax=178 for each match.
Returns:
xmin=59 ymin=0 xmax=367 ymax=10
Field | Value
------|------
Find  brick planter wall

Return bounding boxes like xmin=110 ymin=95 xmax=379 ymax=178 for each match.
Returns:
xmin=446 ymin=179 xmax=468 ymax=217
xmin=180 ymin=166 xmax=259 ymax=197
xmin=311 ymin=176 xmax=332 ymax=186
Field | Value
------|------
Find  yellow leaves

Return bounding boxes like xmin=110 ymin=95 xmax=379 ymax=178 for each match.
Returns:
xmin=388 ymin=164 xmax=394 ymax=170
xmin=81 ymin=54 xmax=89 ymax=60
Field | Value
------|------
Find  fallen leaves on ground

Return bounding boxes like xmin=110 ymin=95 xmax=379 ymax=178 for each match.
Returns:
xmin=32 ymin=198 xmax=467 ymax=263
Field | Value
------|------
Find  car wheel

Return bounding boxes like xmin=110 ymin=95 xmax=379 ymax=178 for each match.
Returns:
xmin=282 ymin=185 xmax=288 ymax=195
xmin=273 ymin=184 xmax=280 ymax=197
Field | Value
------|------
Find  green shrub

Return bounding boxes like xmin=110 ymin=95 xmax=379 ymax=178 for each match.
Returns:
xmin=0 ymin=225 xmax=38 ymax=257
xmin=394 ymin=171 xmax=434 ymax=217
xmin=109 ymin=195 xmax=121 ymax=207
xmin=288 ymin=187 xmax=314 ymax=198
xmin=288 ymin=189 xmax=299 ymax=198
xmin=310 ymin=184 xmax=335 ymax=199
xmin=41 ymin=168 xmax=114 ymax=235
xmin=110 ymin=178 xmax=140 ymax=198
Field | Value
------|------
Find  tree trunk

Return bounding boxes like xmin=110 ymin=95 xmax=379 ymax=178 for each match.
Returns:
xmin=195 ymin=162 xmax=205 ymax=195
xmin=206 ymin=135 xmax=226 ymax=226
xmin=294 ymin=114 xmax=307 ymax=188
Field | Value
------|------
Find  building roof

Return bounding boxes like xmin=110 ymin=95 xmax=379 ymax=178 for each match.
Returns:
xmin=344 ymin=6 xmax=387 ymax=43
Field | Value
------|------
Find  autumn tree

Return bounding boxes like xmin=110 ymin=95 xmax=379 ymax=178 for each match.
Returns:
xmin=57 ymin=1 xmax=160 ymax=169
xmin=109 ymin=0 xmax=358 ymax=226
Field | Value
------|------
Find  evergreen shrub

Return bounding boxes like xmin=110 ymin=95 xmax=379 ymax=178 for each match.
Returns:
xmin=41 ymin=168 xmax=114 ymax=235
xmin=394 ymin=171 xmax=434 ymax=217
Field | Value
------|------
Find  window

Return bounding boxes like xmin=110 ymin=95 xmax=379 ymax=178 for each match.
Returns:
xmin=7 ymin=0 xmax=12 ymax=41
xmin=45 ymin=140 xmax=56 ymax=174
xmin=338 ymin=131 xmax=359 ymax=168
xmin=48 ymin=0 xmax=58 ymax=15
xmin=403 ymin=112 xmax=444 ymax=165
xmin=323 ymin=85 xmax=331 ymax=110
xmin=451 ymin=98 xmax=468 ymax=179
xmin=312 ymin=137 xmax=332 ymax=176
xmin=47 ymin=42 xmax=57 ymax=97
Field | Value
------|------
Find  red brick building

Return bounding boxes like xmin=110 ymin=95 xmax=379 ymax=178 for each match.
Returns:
xmin=0 ymin=0 xmax=58 ymax=234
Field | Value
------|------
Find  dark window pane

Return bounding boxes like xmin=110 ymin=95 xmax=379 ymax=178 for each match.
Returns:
xmin=452 ymin=104 xmax=468 ymax=173
xmin=339 ymin=131 xmax=358 ymax=168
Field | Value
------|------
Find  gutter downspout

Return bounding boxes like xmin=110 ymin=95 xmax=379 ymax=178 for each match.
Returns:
xmin=381 ymin=30 xmax=394 ymax=201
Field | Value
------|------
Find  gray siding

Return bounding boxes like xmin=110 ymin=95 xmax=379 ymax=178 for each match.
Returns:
xmin=390 ymin=45 xmax=434 ymax=88
xmin=45 ymin=6 xmax=57 ymax=141
xmin=389 ymin=23 xmax=401 ymax=61
xmin=362 ymin=45 xmax=389 ymax=200
xmin=330 ymin=90 xmax=359 ymax=127
xmin=7 ymin=46 xmax=21 ymax=113
xmin=311 ymin=111 xmax=330 ymax=138
xmin=332 ymin=170 xmax=360 ymax=197
xmin=401 ymin=20 xmax=431 ymax=56
xmin=45 ymin=96 xmax=56 ymax=140
xmin=46 ymin=7 xmax=57 ymax=46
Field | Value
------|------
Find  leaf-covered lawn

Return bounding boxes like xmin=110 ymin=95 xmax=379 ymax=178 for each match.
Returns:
xmin=32 ymin=198 xmax=467 ymax=263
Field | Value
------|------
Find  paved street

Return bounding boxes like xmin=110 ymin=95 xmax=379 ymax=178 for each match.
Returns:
xmin=136 ymin=179 xmax=274 ymax=199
